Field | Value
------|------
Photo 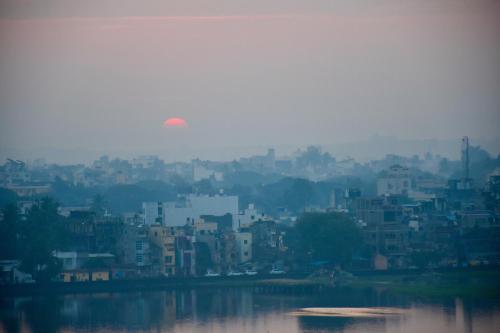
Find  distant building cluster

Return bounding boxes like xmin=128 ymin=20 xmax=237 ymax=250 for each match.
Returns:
xmin=1 ymin=137 xmax=500 ymax=283
xmin=42 ymin=200 xmax=282 ymax=281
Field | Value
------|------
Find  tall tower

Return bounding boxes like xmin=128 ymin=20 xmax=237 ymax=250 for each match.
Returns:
xmin=461 ymin=136 xmax=470 ymax=180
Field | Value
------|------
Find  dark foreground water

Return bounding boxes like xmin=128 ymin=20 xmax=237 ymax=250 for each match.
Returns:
xmin=1 ymin=287 xmax=499 ymax=333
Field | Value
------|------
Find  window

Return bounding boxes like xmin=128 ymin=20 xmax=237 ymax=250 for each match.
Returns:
xmin=244 ymin=252 xmax=248 ymax=257
xmin=165 ymin=256 xmax=173 ymax=263
xmin=136 ymin=241 xmax=143 ymax=250
xmin=243 ymin=239 xmax=248 ymax=244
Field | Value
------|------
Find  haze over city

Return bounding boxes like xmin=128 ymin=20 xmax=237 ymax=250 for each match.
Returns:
xmin=1 ymin=0 xmax=500 ymax=163
xmin=1 ymin=2 xmax=500 ymax=333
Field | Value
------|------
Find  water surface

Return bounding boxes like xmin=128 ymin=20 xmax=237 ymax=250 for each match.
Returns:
xmin=1 ymin=287 xmax=498 ymax=333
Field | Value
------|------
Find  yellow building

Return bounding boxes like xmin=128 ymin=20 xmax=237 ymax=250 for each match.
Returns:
xmin=59 ymin=271 xmax=89 ymax=282
xmin=194 ymin=219 xmax=218 ymax=235
xmin=149 ymin=225 xmax=179 ymax=276
xmin=59 ymin=270 xmax=110 ymax=282
xmin=91 ymin=271 xmax=110 ymax=281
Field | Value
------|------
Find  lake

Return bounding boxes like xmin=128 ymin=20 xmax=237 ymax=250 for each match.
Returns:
xmin=1 ymin=287 xmax=499 ymax=333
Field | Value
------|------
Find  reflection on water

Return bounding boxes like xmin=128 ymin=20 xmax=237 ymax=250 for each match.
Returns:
xmin=0 ymin=288 xmax=499 ymax=333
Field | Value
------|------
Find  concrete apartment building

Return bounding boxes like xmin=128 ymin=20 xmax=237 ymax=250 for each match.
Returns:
xmin=235 ymin=232 xmax=252 ymax=264
xmin=355 ymin=196 xmax=409 ymax=268
xmin=377 ymin=164 xmax=412 ymax=196
xmin=143 ymin=194 xmax=239 ymax=229
xmin=148 ymin=225 xmax=180 ymax=276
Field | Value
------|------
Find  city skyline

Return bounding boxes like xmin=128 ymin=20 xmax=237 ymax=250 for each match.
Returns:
xmin=1 ymin=0 xmax=499 ymax=164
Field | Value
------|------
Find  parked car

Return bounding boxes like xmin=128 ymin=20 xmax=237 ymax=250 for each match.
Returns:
xmin=269 ymin=268 xmax=286 ymax=275
xmin=244 ymin=269 xmax=258 ymax=276
xmin=204 ymin=271 xmax=220 ymax=277
xmin=227 ymin=271 xmax=244 ymax=277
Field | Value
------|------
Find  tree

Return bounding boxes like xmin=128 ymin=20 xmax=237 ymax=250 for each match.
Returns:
xmin=438 ymin=158 xmax=450 ymax=174
xmin=0 ymin=188 xmax=18 ymax=207
xmin=90 ymin=194 xmax=107 ymax=216
xmin=19 ymin=198 xmax=68 ymax=280
xmin=0 ymin=204 xmax=20 ymax=260
xmin=282 ymin=178 xmax=315 ymax=212
xmin=295 ymin=212 xmax=362 ymax=267
xmin=194 ymin=179 xmax=216 ymax=195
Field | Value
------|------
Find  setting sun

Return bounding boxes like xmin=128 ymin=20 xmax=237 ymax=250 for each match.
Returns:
xmin=164 ymin=117 xmax=188 ymax=128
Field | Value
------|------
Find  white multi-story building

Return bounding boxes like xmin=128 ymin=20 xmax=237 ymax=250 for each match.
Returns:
xmin=142 ymin=201 xmax=165 ymax=225
xmin=131 ymin=155 xmax=160 ymax=169
xmin=377 ymin=165 xmax=412 ymax=196
xmin=192 ymin=161 xmax=224 ymax=182
xmin=143 ymin=195 xmax=239 ymax=229
xmin=237 ymin=204 xmax=272 ymax=229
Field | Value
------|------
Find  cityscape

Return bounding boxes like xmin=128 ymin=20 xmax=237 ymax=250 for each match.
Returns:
xmin=1 ymin=137 xmax=499 ymax=283
xmin=1 ymin=1 xmax=500 ymax=332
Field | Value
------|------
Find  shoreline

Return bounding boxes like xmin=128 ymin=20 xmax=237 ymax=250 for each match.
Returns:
xmin=348 ymin=267 xmax=500 ymax=298
xmin=0 ymin=274 xmax=319 ymax=297
xmin=2 ymin=268 xmax=500 ymax=299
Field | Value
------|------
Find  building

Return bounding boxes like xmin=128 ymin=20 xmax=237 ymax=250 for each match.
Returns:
xmin=143 ymin=194 xmax=239 ymax=229
xmin=377 ymin=165 xmax=412 ymax=196
xmin=5 ymin=184 xmax=51 ymax=197
xmin=458 ymin=210 xmax=497 ymax=229
xmin=53 ymin=251 xmax=114 ymax=282
xmin=249 ymin=220 xmax=287 ymax=264
xmin=53 ymin=251 xmax=115 ymax=270
xmin=148 ymin=225 xmax=179 ymax=276
xmin=192 ymin=159 xmax=224 ymax=182
xmin=235 ymin=232 xmax=252 ymax=264
xmin=131 ymin=155 xmax=161 ymax=169
xmin=355 ymin=196 xmax=409 ymax=268
xmin=238 ymin=148 xmax=276 ymax=173
xmin=176 ymin=235 xmax=196 ymax=276
xmin=143 ymin=202 xmax=165 ymax=225
xmin=237 ymin=204 xmax=272 ymax=229
xmin=193 ymin=218 xmax=218 ymax=236
xmin=483 ymin=172 xmax=500 ymax=213
xmin=53 ymin=251 xmax=87 ymax=271
xmin=119 ymin=224 xmax=154 ymax=276
xmin=58 ymin=270 xmax=110 ymax=282
xmin=0 ymin=260 xmax=34 ymax=284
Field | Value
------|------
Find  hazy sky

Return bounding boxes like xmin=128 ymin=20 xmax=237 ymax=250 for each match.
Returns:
xmin=1 ymin=1 xmax=499 ymax=163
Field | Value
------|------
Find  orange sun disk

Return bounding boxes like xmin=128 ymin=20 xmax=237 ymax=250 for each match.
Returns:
xmin=164 ymin=117 xmax=188 ymax=128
